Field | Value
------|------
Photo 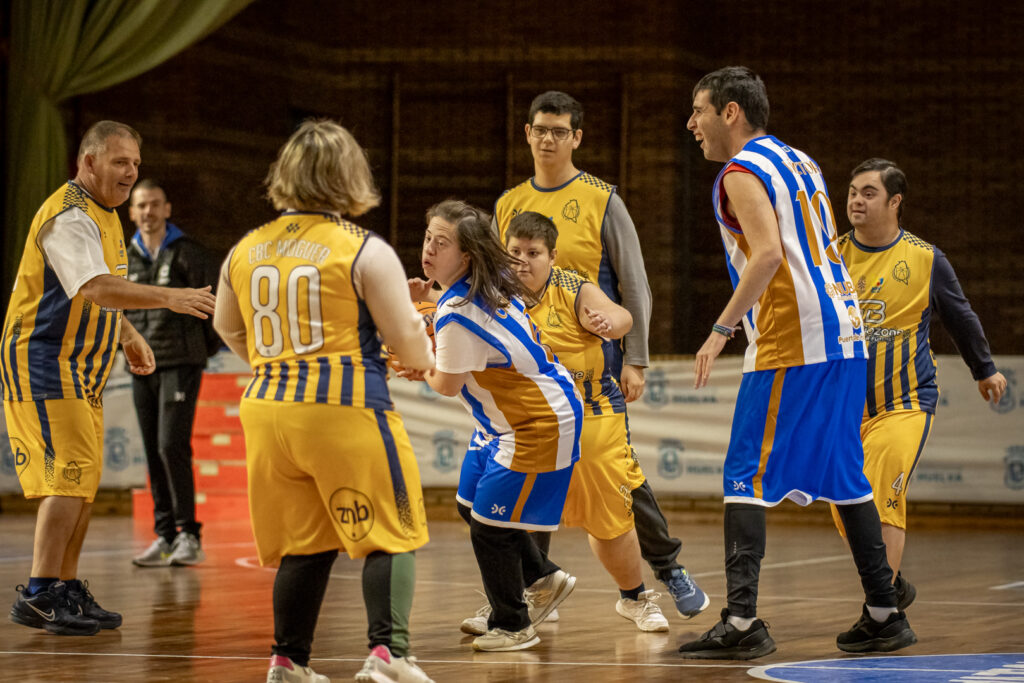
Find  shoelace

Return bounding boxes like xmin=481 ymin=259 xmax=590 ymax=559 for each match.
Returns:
xmin=667 ymin=571 xmax=697 ymax=597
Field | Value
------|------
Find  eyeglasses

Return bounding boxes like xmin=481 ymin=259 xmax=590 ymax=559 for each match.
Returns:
xmin=529 ymin=125 xmax=575 ymax=141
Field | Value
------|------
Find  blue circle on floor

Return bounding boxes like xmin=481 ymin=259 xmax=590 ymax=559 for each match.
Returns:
xmin=748 ymin=653 xmax=1024 ymax=682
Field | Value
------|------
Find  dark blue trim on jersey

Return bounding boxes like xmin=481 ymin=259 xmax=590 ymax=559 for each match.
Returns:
xmin=882 ymin=338 xmax=896 ymax=411
xmin=913 ymin=309 xmax=937 ymax=412
xmin=254 ymin=364 xmax=272 ymax=399
xmin=339 ymin=355 xmax=354 ymax=404
xmin=28 ymin=267 xmax=75 ymax=399
xmin=373 ymin=409 xmax=414 ymax=532
xmin=460 ymin=384 xmax=497 ymax=437
xmin=908 ymin=413 xmax=932 ymax=483
xmin=68 ymin=181 xmax=116 ymax=213
xmin=865 ymin=349 xmax=878 ymax=417
xmin=529 ymin=171 xmax=584 ymax=193
xmin=91 ymin=310 xmax=119 ymax=397
xmin=849 ymin=229 xmax=905 ymax=253
xmin=66 ymin=303 xmax=93 ymax=400
xmin=315 ymin=357 xmax=331 ymax=402
xmin=355 ymin=294 xmax=392 ymax=410
xmin=293 ymin=359 xmax=308 ymax=402
xmin=274 ymin=362 xmax=290 ymax=401
xmin=33 ymin=399 xmax=57 ymax=488
xmin=3 ymin=319 xmax=23 ymax=400
xmin=898 ymin=332 xmax=913 ymax=410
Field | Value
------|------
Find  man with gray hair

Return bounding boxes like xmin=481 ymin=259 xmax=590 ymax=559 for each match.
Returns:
xmin=4 ymin=121 xmax=215 ymax=635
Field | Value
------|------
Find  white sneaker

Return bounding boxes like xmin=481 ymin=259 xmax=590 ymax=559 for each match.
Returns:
xmin=169 ymin=531 xmax=205 ymax=566
xmin=525 ymin=570 xmax=575 ymax=626
xmin=355 ymin=645 xmax=433 ymax=682
xmin=460 ymin=603 xmax=490 ymax=635
xmin=460 ymin=590 xmax=565 ymax=636
xmin=616 ymin=590 xmax=670 ymax=632
xmin=132 ymin=537 xmax=172 ymax=567
xmin=472 ymin=625 xmax=540 ymax=652
xmin=266 ymin=654 xmax=329 ymax=682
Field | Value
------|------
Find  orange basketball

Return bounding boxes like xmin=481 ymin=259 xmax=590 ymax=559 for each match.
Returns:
xmin=414 ymin=299 xmax=437 ymax=351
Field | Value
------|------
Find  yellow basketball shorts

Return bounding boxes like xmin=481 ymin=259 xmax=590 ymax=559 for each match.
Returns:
xmin=240 ymin=399 xmax=430 ymax=566
xmin=4 ymin=398 xmax=104 ymax=501
xmin=561 ymin=412 xmax=640 ymax=540
xmin=831 ymin=409 xmax=933 ymax=534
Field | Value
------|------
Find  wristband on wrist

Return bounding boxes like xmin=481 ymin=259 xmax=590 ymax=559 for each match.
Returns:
xmin=712 ymin=323 xmax=734 ymax=339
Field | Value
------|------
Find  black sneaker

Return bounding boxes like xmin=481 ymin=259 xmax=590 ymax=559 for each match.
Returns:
xmin=66 ymin=580 xmax=122 ymax=629
xmin=895 ymin=572 xmax=916 ymax=610
xmin=10 ymin=582 xmax=101 ymax=636
xmin=836 ymin=604 xmax=917 ymax=653
xmin=678 ymin=608 xmax=777 ymax=660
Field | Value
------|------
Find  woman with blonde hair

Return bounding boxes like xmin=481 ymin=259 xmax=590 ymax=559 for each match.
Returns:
xmin=215 ymin=119 xmax=435 ymax=683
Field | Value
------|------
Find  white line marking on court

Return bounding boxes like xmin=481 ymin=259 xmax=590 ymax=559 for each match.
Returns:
xmin=992 ymin=581 xmax=1024 ymax=590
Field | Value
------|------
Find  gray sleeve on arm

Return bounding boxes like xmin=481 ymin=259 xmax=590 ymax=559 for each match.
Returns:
xmin=603 ymin=193 xmax=652 ymax=367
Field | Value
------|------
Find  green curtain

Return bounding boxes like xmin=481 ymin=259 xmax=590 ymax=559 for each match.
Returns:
xmin=4 ymin=0 xmax=253 ymax=285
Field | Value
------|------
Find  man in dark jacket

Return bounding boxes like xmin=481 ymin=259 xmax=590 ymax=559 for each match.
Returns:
xmin=126 ymin=179 xmax=221 ymax=567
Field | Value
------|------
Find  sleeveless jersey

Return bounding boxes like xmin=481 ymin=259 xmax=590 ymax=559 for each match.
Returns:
xmin=713 ymin=135 xmax=867 ymax=372
xmin=526 ymin=266 xmax=625 ymax=417
xmin=495 ymin=172 xmax=618 ymax=298
xmin=2 ymin=182 xmax=128 ymax=405
xmin=838 ymin=229 xmax=942 ymax=416
xmin=436 ymin=276 xmax=583 ymax=473
xmin=226 ymin=211 xmax=392 ymax=410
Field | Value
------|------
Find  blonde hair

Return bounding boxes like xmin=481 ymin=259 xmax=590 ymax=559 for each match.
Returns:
xmin=77 ymin=121 xmax=142 ymax=162
xmin=265 ymin=119 xmax=381 ymax=216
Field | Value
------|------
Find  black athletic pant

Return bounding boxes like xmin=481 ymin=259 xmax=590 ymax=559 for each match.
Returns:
xmin=462 ymin=504 xmax=558 ymax=631
xmin=724 ymin=500 xmax=897 ymax=618
xmin=132 ymin=365 xmax=204 ymax=542
xmin=272 ymin=551 xmax=337 ymax=665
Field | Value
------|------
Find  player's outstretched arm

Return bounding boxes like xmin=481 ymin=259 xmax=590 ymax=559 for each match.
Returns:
xmin=79 ymin=274 xmax=216 ymax=319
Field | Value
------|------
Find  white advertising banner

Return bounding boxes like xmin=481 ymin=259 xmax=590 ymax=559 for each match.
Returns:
xmin=2 ymin=354 xmax=1022 ymax=505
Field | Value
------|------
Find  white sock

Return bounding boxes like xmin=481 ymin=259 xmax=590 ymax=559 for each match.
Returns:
xmin=866 ymin=605 xmax=898 ymax=622
xmin=727 ymin=615 xmax=756 ymax=630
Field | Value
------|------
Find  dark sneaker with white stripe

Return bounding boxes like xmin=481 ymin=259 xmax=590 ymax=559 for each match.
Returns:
xmin=678 ymin=608 xmax=776 ymax=660
xmin=66 ymin=579 xmax=122 ymax=629
xmin=836 ymin=604 xmax=917 ymax=653
xmin=10 ymin=582 xmax=100 ymax=636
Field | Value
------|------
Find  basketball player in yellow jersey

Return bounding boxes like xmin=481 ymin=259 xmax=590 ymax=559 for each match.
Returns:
xmin=491 ymin=91 xmax=709 ymax=620
xmin=213 ymin=120 xmax=434 ymax=683
xmin=831 ymin=158 xmax=1006 ymax=608
xmin=3 ymin=121 xmax=216 ymax=637
xmin=503 ymin=211 xmax=687 ymax=632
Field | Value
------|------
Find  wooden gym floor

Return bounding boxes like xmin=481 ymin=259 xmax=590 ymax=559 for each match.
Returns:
xmin=0 ymin=501 xmax=1021 ymax=682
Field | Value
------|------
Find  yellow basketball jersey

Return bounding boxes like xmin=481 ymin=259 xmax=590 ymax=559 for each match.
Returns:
xmin=838 ymin=230 xmax=938 ymax=416
xmin=527 ymin=267 xmax=625 ymax=417
xmin=227 ymin=212 xmax=391 ymax=410
xmin=2 ymin=182 xmax=127 ymax=405
xmin=495 ymin=172 xmax=615 ymax=288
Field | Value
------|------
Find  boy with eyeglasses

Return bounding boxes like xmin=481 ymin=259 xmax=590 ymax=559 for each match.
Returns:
xmin=491 ymin=91 xmax=709 ymax=622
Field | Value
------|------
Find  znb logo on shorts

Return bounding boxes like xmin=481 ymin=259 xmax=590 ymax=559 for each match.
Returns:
xmin=329 ymin=488 xmax=375 ymax=542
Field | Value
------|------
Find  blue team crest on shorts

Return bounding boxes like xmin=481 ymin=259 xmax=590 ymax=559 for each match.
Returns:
xmin=105 ymin=427 xmax=130 ymax=472
xmin=658 ymin=439 xmax=684 ymax=479
xmin=432 ymin=430 xmax=459 ymax=472
xmin=1005 ymin=446 xmax=1024 ymax=490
